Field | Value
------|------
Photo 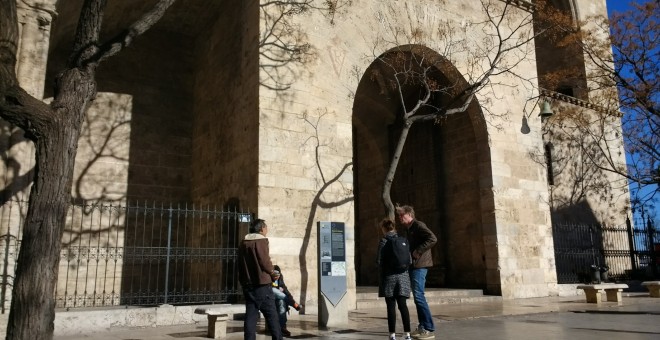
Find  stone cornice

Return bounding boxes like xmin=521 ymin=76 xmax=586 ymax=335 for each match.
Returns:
xmin=540 ymin=88 xmax=622 ymax=117
xmin=16 ymin=0 xmax=58 ymax=19
xmin=500 ymin=0 xmax=535 ymax=13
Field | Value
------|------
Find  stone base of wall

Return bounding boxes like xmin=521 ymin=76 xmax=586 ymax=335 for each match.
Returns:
xmin=0 ymin=304 xmax=246 ymax=337
xmin=557 ymin=284 xmax=586 ymax=297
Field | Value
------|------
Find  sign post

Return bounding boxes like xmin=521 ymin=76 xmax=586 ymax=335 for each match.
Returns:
xmin=317 ymin=221 xmax=348 ymax=327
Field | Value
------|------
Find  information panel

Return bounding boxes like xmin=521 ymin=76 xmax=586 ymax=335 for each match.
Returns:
xmin=318 ymin=221 xmax=347 ymax=306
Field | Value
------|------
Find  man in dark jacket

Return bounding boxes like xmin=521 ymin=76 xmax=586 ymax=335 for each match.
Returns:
xmin=238 ymin=218 xmax=282 ymax=340
xmin=396 ymin=205 xmax=437 ymax=340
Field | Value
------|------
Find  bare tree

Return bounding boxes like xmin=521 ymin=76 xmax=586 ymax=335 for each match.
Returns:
xmin=536 ymin=1 xmax=658 ymax=212
xmin=0 ymin=1 xmax=176 ymax=339
xmin=370 ymin=0 xmax=554 ymax=219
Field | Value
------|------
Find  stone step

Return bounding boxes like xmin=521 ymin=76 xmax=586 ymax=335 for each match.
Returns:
xmin=355 ymin=287 xmax=502 ymax=310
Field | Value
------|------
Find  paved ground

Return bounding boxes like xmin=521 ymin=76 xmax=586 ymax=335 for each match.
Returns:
xmin=55 ymin=293 xmax=660 ymax=340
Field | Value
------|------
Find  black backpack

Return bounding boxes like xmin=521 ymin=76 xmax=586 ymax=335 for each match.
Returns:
xmin=384 ymin=235 xmax=412 ymax=271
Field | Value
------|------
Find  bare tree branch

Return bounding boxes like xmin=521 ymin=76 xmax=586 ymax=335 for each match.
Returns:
xmin=89 ymin=0 xmax=177 ymax=66
xmin=0 ymin=86 xmax=52 ymax=140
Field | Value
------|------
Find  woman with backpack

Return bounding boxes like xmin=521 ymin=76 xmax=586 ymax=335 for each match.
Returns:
xmin=377 ymin=218 xmax=412 ymax=340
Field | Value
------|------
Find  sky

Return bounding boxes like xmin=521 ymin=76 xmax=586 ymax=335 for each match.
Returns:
xmin=606 ymin=0 xmax=632 ymax=13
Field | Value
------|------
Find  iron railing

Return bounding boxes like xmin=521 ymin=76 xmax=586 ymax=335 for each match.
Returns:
xmin=0 ymin=200 xmax=250 ymax=311
xmin=553 ymin=217 xmax=659 ymax=283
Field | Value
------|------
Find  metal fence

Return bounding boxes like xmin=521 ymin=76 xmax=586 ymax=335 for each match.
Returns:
xmin=0 ymin=200 xmax=250 ymax=311
xmin=553 ymin=217 xmax=659 ymax=283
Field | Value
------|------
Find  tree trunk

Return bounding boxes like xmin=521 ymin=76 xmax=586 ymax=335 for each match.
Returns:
xmin=6 ymin=70 xmax=92 ymax=340
xmin=382 ymin=120 xmax=412 ymax=220
xmin=1 ymin=0 xmax=175 ymax=338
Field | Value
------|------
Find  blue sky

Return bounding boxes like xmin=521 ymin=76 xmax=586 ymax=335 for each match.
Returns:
xmin=606 ymin=0 xmax=652 ymax=13
xmin=606 ymin=0 xmax=631 ymax=13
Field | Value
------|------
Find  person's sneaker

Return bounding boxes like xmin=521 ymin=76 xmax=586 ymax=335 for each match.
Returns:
xmin=413 ymin=329 xmax=435 ymax=339
xmin=404 ymin=334 xmax=412 ymax=340
xmin=410 ymin=328 xmax=423 ymax=339
xmin=389 ymin=335 xmax=397 ymax=340
xmin=410 ymin=327 xmax=424 ymax=338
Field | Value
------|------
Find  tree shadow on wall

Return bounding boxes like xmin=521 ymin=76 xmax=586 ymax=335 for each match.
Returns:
xmin=529 ymin=103 xmax=630 ymax=227
xmin=529 ymin=101 xmax=632 ymax=283
xmin=0 ymin=124 xmax=34 ymax=204
xmin=0 ymin=92 xmax=132 ymax=248
xmin=298 ymin=109 xmax=354 ymax=307
xmin=257 ymin=0 xmax=356 ymax=306
xmin=0 ymin=93 xmax=132 ymax=309
xmin=63 ymin=92 xmax=133 ymax=248
xmin=258 ymin=1 xmax=352 ymax=93
xmin=259 ymin=1 xmax=313 ymax=93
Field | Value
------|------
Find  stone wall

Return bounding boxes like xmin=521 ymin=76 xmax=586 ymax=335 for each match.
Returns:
xmin=190 ymin=0 xmax=260 ymax=211
xmin=94 ymin=29 xmax=194 ymax=203
xmin=188 ymin=0 xmax=260 ymax=297
xmin=46 ymin=2 xmax=198 ymax=204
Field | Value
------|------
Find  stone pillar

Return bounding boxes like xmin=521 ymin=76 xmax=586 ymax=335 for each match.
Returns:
xmin=16 ymin=0 xmax=56 ymax=98
xmin=2 ymin=0 xmax=56 ymax=201
xmin=572 ymin=0 xmax=610 ymax=99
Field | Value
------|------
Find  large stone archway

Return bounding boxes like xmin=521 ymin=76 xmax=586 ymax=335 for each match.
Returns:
xmin=352 ymin=45 xmax=495 ymax=291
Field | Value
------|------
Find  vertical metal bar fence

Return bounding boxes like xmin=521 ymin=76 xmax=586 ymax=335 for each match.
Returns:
xmin=553 ymin=218 xmax=659 ymax=283
xmin=0 ymin=200 xmax=248 ymax=311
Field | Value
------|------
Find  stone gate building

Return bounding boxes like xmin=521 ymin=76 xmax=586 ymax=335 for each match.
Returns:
xmin=1 ymin=0 xmax=630 ymax=313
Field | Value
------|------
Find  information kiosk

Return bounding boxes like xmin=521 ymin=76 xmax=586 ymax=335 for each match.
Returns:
xmin=317 ymin=221 xmax=348 ymax=327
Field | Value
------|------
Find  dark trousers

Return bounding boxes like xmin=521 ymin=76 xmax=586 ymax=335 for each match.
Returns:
xmin=243 ymin=284 xmax=282 ymax=340
xmin=385 ymin=295 xmax=411 ymax=333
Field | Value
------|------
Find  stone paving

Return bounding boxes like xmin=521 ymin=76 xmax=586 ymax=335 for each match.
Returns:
xmin=55 ymin=293 xmax=660 ymax=340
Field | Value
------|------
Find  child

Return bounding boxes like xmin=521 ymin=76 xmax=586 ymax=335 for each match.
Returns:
xmin=271 ymin=265 xmax=302 ymax=337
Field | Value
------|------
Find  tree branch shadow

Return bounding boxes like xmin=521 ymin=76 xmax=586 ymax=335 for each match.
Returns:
xmin=297 ymin=109 xmax=353 ymax=306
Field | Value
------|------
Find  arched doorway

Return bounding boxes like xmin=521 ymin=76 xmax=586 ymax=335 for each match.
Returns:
xmin=352 ymin=45 xmax=494 ymax=290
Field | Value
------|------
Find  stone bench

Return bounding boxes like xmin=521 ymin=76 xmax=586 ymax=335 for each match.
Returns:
xmin=642 ymin=281 xmax=660 ymax=298
xmin=577 ymin=284 xmax=628 ymax=304
xmin=194 ymin=307 xmax=229 ymax=339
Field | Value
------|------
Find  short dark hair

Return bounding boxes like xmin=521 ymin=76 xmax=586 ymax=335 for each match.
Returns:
xmin=380 ymin=218 xmax=396 ymax=232
xmin=395 ymin=205 xmax=415 ymax=219
xmin=250 ymin=219 xmax=267 ymax=233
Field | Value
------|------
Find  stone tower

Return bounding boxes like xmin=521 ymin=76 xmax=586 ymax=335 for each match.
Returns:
xmin=1 ymin=0 xmax=629 ymax=313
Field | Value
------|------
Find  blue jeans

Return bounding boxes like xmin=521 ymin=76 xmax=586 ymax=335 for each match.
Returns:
xmin=409 ymin=268 xmax=434 ymax=332
xmin=272 ymin=288 xmax=288 ymax=327
xmin=243 ymin=284 xmax=282 ymax=340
